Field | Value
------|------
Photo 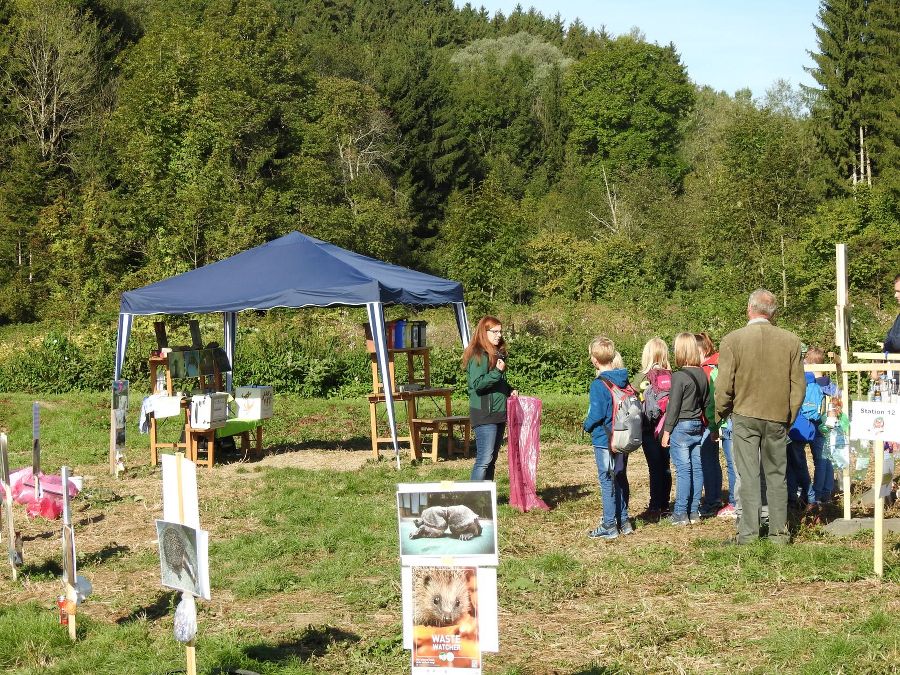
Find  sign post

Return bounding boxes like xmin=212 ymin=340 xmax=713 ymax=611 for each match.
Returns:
xmin=32 ymin=403 xmax=41 ymax=500
xmin=61 ymin=466 xmax=77 ymax=640
xmin=0 ymin=433 xmax=20 ymax=580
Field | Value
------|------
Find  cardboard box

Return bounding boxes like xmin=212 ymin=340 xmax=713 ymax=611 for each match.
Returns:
xmin=152 ymin=395 xmax=182 ymax=419
xmin=190 ymin=393 xmax=229 ymax=430
xmin=235 ymin=386 xmax=274 ymax=420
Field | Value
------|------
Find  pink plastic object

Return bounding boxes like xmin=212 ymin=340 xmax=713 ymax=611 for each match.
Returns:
xmin=506 ymin=396 xmax=549 ymax=512
xmin=8 ymin=468 xmax=78 ymax=520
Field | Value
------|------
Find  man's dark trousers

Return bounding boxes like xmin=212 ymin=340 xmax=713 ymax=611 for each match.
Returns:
xmin=732 ymin=413 xmax=789 ymax=544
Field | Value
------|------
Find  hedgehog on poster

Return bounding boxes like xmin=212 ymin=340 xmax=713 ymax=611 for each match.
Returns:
xmin=411 ymin=565 xmax=480 ymax=675
xmin=397 ymin=482 xmax=498 ymax=567
xmin=155 ymin=520 xmax=210 ymax=599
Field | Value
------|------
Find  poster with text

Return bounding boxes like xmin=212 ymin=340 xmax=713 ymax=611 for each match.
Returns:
xmin=397 ymin=482 xmax=498 ymax=567
xmin=403 ymin=566 xmax=498 ymax=653
xmin=410 ymin=566 xmax=480 ymax=675
xmin=850 ymin=401 xmax=900 ymax=442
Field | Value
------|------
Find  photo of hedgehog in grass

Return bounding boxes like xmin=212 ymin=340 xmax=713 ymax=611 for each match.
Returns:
xmin=156 ymin=521 xmax=200 ymax=596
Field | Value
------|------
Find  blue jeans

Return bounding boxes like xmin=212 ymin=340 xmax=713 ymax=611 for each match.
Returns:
xmin=797 ymin=432 xmax=832 ymax=503
xmin=471 ymin=422 xmax=505 ymax=481
xmin=593 ymin=445 xmax=629 ymax=527
xmin=700 ymin=428 xmax=722 ymax=510
xmin=721 ymin=423 xmax=737 ymax=507
xmin=787 ymin=439 xmax=812 ymax=505
xmin=642 ymin=427 xmax=671 ymax=511
xmin=669 ymin=420 xmax=704 ymax=516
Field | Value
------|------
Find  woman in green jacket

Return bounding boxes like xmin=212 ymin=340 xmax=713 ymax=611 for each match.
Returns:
xmin=464 ymin=316 xmax=517 ymax=481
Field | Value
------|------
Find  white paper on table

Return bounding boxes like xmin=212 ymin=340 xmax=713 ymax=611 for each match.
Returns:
xmin=161 ymin=454 xmax=200 ymax=529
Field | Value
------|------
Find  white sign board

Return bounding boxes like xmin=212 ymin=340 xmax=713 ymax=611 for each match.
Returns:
xmin=850 ymin=401 xmax=900 ymax=442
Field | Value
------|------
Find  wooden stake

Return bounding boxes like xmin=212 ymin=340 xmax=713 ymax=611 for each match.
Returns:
xmin=0 ymin=433 xmax=17 ymax=581
xmin=32 ymin=403 xmax=40 ymax=500
xmin=873 ymin=440 xmax=884 ymax=577
xmin=61 ymin=466 xmax=77 ymax=641
xmin=174 ymin=453 xmax=197 ymax=675
xmin=834 ymin=246 xmax=852 ymax=521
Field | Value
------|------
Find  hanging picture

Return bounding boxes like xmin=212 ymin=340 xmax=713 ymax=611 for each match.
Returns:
xmin=168 ymin=351 xmax=187 ymax=379
xmin=397 ymin=483 xmax=498 ymax=567
xmin=155 ymin=520 xmax=210 ymax=599
xmin=410 ymin=565 xmax=480 ymax=674
xmin=199 ymin=349 xmax=216 ymax=377
xmin=184 ymin=350 xmax=201 ymax=378
xmin=402 ymin=566 xmax=498 ymax=655
xmin=112 ymin=380 xmax=129 ymax=456
xmin=850 ymin=401 xmax=900 ymax=442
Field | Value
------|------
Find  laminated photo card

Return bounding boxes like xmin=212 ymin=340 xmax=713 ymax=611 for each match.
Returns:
xmin=155 ymin=520 xmax=210 ymax=600
xmin=402 ymin=566 xmax=498 ymax=657
xmin=397 ymin=482 xmax=498 ymax=567
xmin=410 ymin=565 xmax=481 ymax=674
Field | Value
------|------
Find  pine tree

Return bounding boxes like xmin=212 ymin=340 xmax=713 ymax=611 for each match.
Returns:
xmin=807 ymin=0 xmax=900 ymax=191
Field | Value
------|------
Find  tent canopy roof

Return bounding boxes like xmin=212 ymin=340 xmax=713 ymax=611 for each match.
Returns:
xmin=120 ymin=231 xmax=463 ymax=315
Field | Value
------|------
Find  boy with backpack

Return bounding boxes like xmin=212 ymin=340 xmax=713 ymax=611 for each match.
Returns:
xmin=787 ymin=347 xmax=833 ymax=515
xmin=583 ymin=337 xmax=639 ymax=540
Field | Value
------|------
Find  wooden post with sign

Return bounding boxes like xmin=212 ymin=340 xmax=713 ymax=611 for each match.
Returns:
xmin=873 ymin=439 xmax=884 ymax=577
xmin=0 ymin=433 xmax=19 ymax=580
xmin=175 ymin=452 xmax=197 ymax=675
xmin=835 ymin=244 xmax=852 ymax=520
xmin=61 ymin=466 xmax=77 ymax=640
xmin=32 ymin=403 xmax=41 ymax=500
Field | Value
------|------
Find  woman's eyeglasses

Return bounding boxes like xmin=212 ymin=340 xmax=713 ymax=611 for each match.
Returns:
xmin=487 ymin=328 xmax=503 ymax=335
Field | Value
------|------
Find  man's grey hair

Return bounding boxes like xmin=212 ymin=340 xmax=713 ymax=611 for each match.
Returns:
xmin=748 ymin=289 xmax=778 ymax=318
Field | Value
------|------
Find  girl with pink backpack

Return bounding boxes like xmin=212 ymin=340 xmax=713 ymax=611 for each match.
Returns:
xmin=633 ymin=338 xmax=672 ymax=521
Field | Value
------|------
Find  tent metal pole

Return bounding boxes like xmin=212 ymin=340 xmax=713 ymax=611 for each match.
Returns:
xmin=114 ymin=313 xmax=133 ymax=381
xmin=453 ymin=302 xmax=471 ymax=348
xmin=367 ymin=302 xmax=401 ymax=468
xmin=223 ymin=312 xmax=237 ymax=392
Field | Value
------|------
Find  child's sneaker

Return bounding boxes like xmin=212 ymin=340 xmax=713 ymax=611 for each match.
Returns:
xmin=619 ymin=520 xmax=634 ymax=535
xmin=716 ymin=504 xmax=737 ymax=519
xmin=689 ymin=512 xmax=702 ymax=524
xmin=588 ymin=523 xmax=619 ymax=540
xmin=669 ymin=513 xmax=689 ymax=526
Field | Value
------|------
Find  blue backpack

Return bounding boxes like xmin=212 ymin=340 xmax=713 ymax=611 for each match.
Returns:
xmin=789 ymin=380 xmax=825 ymax=442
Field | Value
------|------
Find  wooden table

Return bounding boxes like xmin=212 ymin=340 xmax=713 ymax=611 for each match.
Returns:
xmin=367 ymin=387 xmax=454 ymax=459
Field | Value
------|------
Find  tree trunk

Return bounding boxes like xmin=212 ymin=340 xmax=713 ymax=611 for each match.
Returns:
xmin=780 ymin=233 xmax=788 ymax=308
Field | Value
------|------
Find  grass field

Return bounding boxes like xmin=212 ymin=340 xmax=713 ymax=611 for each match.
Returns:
xmin=0 ymin=392 xmax=899 ymax=674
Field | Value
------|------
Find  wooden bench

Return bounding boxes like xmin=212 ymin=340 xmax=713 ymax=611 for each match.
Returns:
xmin=409 ymin=416 xmax=471 ymax=462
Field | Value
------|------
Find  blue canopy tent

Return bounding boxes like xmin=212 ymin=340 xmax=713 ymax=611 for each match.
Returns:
xmin=114 ymin=231 xmax=471 ymax=466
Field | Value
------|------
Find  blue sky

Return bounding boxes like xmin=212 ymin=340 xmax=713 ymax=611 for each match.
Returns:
xmin=456 ymin=0 xmax=822 ymax=97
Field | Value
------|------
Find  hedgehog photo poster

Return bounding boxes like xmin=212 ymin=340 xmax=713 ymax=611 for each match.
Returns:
xmin=397 ymin=482 xmax=498 ymax=567
xmin=403 ymin=566 xmax=499 ymax=654
xmin=155 ymin=520 xmax=210 ymax=599
xmin=408 ymin=565 xmax=481 ymax=674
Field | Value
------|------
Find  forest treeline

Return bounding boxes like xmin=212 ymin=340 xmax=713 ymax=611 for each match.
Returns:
xmin=0 ymin=0 xmax=898 ymax=332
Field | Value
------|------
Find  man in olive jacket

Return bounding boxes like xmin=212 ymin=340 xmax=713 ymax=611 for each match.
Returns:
xmin=715 ymin=289 xmax=806 ymax=544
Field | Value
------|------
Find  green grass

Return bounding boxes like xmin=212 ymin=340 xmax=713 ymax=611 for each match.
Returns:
xmin=2 ymin=392 xmax=900 ymax=673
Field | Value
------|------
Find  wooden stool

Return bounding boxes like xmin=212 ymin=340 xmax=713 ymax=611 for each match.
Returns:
xmin=410 ymin=416 xmax=471 ymax=462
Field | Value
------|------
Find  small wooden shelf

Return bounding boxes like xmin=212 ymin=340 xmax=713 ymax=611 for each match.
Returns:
xmin=370 ymin=347 xmax=431 ymax=394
